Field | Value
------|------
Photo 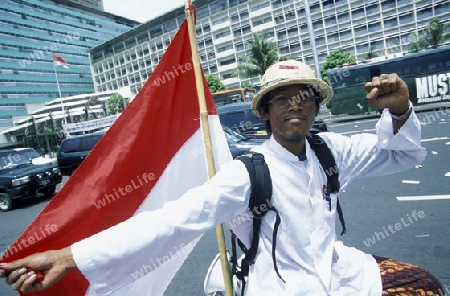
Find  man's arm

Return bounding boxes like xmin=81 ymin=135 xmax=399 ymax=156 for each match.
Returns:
xmin=364 ymin=73 xmax=411 ymax=134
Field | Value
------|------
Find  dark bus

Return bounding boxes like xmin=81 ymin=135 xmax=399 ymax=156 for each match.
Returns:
xmin=212 ymin=88 xmax=256 ymax=107
xmin=326 ymin=46 xmax=450 ymax=115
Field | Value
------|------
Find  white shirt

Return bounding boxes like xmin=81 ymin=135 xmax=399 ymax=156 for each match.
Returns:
xmin=72 ymin=111 xmax=426 ymax=295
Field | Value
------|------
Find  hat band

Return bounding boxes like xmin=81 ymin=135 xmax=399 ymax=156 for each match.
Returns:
xmin=261 ymin=77 xmax=290 ymax=90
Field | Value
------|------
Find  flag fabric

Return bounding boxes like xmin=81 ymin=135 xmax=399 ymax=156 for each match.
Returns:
xmin=1 ymin=19 xmax=231 ymax=296
xmin=53 ymin=55 xmax=69 ymax=68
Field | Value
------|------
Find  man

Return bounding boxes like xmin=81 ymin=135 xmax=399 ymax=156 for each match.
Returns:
xmin=0 ymin=60 xmax=443 ymax=295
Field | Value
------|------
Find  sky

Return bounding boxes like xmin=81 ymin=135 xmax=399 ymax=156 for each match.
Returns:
xmin=102 ymin=0 xmax=185 ymax=23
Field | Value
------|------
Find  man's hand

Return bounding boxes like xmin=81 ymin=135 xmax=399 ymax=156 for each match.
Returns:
xmin=364 ymin=73 xmax=410 ymax=115
xmin=0 ymin=247 xmax=76 ymax=293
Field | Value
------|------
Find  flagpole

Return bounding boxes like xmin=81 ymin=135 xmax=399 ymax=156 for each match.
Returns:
xmin=185 ymin=2 xmax=234 ymax=296
xmin=53 ymin=63 xmax=66 ymax=125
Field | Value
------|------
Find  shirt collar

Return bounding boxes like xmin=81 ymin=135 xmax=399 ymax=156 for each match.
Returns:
xmin=265 ymin=135 xmax=312 ymax=163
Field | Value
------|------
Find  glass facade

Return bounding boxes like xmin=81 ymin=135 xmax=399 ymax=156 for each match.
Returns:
xmin=0 ymin=0 xmax=138 ymax=128
xmin=89 ymin=0 xmax=450 ymax=97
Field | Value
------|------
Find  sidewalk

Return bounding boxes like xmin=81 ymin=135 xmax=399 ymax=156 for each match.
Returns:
xmin=322 ymin=101 xmax=450 ymax=124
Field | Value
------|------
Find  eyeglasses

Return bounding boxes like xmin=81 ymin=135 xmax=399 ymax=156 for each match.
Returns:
xmin=267 ymin=93 xmax=318 ymax=109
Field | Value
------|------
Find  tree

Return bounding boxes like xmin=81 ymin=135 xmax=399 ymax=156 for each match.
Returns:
xmin=241 ymin=81 xmax=255 ymax=89
xmin=320 ymin=49 xmax=356 ymax=83
xmin=365 ymin=46 xmax=378 ymax=59
xmin=107 ymin=93 xmax=129 ymax=115
xmin=234 ymin=33 xmax=279 ymax=78
xmin=409 ymin=17 xmax=450 ymax=51
xmin=205 ymin=74 xmax=225 ymax=93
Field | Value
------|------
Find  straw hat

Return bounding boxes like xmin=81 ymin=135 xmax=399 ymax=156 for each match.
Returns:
xmin=251 ymin=60 xmax=333 ymax=117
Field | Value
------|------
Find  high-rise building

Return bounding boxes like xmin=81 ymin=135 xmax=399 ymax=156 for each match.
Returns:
xmin=0 ymin=0 xmax=139 ymax=132
xmin=89 ymin=0 xmax=449 ymax=96
xmin=69 ymin=0 xmax=105 ymax=11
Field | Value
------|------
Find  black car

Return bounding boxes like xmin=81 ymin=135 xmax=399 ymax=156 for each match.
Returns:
xmin=57 ymin=133 xmax=103 ymax=176
xmin=223 ymin=126 xmax=265 ymax=159
xmin=0 ymin=148 xmax=62 ymax=211
xmin=217 ymin=102 xmax=269 ymax=139
xmin=310 ymin=118 xmax=328 ymax=134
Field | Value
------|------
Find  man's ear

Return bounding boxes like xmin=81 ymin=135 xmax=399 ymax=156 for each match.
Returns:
xmin=259 ymin=108 xmax=270 ymax=121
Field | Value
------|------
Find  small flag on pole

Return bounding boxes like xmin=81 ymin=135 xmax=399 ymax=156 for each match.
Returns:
xmin=53 ymin=55 xmax=69 ymax=69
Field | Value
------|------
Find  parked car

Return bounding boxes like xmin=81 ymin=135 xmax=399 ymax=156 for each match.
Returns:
xmin=217 ymin=101 xmax=328 ymax=136
xmin=57 ymin=132 xmax=104 ymax=176
xmin=13 ymin=148 xmax=58 ymax=166
xmin=310 ymin=118 xmax=328 ymax=134
xmin=223 ymin=126 xmax=265 ymax=159
xmin=0 ymin=148 xmax=62 ymax=211
xmin=217 ymin=102 xmax=269 ymax=139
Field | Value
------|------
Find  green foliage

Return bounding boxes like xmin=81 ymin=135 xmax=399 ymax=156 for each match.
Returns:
xmin=205 ymin=74 xmax=225 ymax=93
xmin=279 ymin=55 xmax=294 ymax=61
xmin=234 ymin=33 xmax=279 ymax=78
xmin=320 ymin=49 xmax=356 ymax=82
xmin=326 ymin=100 xmax=331 ymax=110
xmin=87 ymin=96 xmax=100 ymax=106
xmin=365 ymin=46 xmax=378 ymax=59
xmin=409 ymin=17 xmax=450 ymax=51
xmin=107 ymin=93 xmax=129 ymax=115
xmin=241 ymin=81 xmax=255 ymax=89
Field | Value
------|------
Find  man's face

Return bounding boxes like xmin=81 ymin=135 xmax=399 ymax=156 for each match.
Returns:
xmin=260 ymin=84 xmax=319 ymax=144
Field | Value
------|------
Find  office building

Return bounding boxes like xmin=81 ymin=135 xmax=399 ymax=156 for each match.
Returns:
xmin=0 ymin=0 xmax=139 ymax=132
xmin=89 ymin=0 xmax=449 ymax=97
xmin=69 ymin=0 xmax=105 ymax=11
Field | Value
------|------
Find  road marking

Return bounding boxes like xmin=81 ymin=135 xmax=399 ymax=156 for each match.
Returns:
xmin=340 ymin=129 xmax=375 ymax=135
xmin=421 ymin=136 xmax=450 ymax=142
xmin=397 ymin=195 xmax=450 ymax=201
xmin=402 ymin=180 xmax=420 ymax=184
xmin=445 ymin=172 xmax=450 ymax=177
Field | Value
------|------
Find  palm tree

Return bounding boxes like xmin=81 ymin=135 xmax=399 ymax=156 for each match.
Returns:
xmin=409 ymin=17 xmax=450 ymax=52
xmin=424 ymin=17 xmax=450 ymax=49
xmin=234 ymin=33 xmax=279 ymax=78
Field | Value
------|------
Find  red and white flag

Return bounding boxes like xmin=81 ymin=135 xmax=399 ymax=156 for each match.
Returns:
xmin=52 ymin=55 xmax=69 ymax=69
xmin=1 ymin=19 xmax=231 ymax=296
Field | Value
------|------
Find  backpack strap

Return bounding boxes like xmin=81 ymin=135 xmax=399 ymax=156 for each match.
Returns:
xmin=235 ymin=153 xmax=284 ymax=294
xmin=306 ymin=133 xmax=347 ymax=236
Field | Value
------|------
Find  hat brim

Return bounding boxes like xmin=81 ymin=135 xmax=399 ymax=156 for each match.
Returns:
xmin=251 ymin=78 xmax=334 ymax=117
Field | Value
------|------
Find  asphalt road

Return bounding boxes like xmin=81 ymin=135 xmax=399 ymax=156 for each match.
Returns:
xmin=0 ymin=109 xmax=449 ymax=296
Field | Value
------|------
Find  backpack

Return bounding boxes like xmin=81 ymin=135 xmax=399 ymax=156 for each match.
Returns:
xmin=231 ymin=133 xmax=347 ymax=295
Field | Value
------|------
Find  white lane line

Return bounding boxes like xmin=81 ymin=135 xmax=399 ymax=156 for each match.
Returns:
xmin=340 ymin=129 xmax=376 ymax=135
xmin=397 ymin=195 xmax=450 ymax=201
xmin=445 ymin=172 xmax=450 ymax=177
xmin=402 ymin=180 xmax=420 ymax=184
xmin=421 ymin=136 xmax=450 ymax=142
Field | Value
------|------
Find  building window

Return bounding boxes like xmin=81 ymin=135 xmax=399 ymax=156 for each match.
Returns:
xmin=219 ymin=58 xmax=236 ymax=66
xmin=253 ymin=16 xmax=272 ymax=27
xmin=250 ymin=1 xmax=270 ymax=12
xmin=399 ymin=13 xmax=413 ymax=25
xmin=417 ymin=8 xmax=433 ymax=20
xmin=285 ymin=10 xmax=296 ymax=21
xmin=368 ymin=22 xmax=381 ymax=32
xmin=216 ymin=30 xmax=231 ymax=39
xmin=365 ymin=4 xmax=379 ymax=15
xmin=217 ymin=44 xmax=233 ymax=53
xmin=277 ymin=30 xmax=287 ymax=39
xmin=210 ymin=0 xmax=226 ymax=14
xmin=384 ymin=17 xmax=398 ymax=29
xmin=352 ymin=8 xmax=364 ymax=19
xmin=213 ymin=16 xmax=228 ymax=25
xmin=274 ymin=14 xmax=284 ymax=24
